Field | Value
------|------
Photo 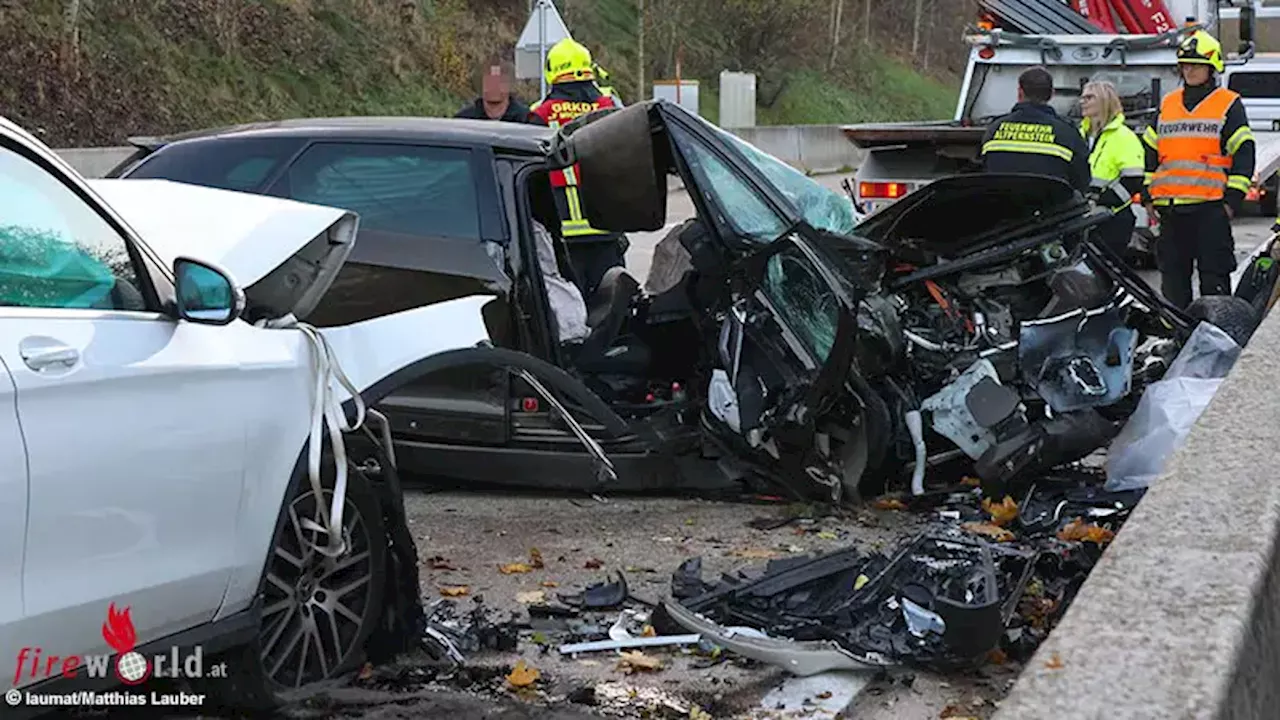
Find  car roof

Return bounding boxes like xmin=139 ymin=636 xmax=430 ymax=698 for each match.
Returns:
xmin=132 ymin=116 xmax=554 ymax=155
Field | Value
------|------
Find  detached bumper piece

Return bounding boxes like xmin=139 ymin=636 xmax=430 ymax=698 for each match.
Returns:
xmin=668 ymin=531 xmax=1036 ymax=672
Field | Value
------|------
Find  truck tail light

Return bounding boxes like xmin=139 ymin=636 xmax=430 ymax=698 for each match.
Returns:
xmin=859 ymin=181 xmax=910 ymax=200
xmin=978 ymin=47 xmax=996 ymax=60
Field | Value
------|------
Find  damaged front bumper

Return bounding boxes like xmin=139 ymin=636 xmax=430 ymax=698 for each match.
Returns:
xmin=663 ymin=600 xmax=880 ymax=676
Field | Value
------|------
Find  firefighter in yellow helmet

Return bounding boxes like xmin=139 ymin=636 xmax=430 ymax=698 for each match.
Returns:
xmin=1142 ymin=29 xmax=1255 ymax=309
xmin=528 ymin=38 xmax=627 ymax=296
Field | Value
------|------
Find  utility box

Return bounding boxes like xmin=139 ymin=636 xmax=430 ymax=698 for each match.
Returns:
xmin=516 ymin=0 xmax=572 ymax=84
xmin=653 ymin=80 xmax=700 ymax=116
xmin=719 ymin=71 xmax=757 ymax=128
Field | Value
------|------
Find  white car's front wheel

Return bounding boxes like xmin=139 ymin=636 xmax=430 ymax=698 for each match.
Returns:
xmin=207 ymin=458 xmax=388 ymax=710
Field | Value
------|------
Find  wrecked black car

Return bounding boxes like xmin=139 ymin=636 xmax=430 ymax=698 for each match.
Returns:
xmin=113 ymin=100 xmax=1259 ymax=504
xmin=549 ymin=100 xmax=1259 ymax=502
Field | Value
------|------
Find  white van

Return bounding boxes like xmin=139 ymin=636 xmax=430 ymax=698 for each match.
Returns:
xmin=1224 ymin=53 xmax=1280 ymax=130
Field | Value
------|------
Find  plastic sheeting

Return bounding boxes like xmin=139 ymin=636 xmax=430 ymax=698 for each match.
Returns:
xmin=1104 ymin=322 xmax=1242 ymax=492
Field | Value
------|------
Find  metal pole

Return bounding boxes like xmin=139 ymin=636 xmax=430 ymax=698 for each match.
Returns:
xmin=538 ymin=0 xmax=548 ymax=98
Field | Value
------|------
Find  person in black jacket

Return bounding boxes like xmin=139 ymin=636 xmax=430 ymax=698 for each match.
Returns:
xmin=454 ymin=57 xmax=532 ymax=123
xmin=980 ymin=66 xmax=1092 ymax=193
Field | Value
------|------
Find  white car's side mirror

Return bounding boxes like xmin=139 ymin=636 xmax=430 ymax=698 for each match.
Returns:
xmin=173 ymin=256 xmax=245 ymax=326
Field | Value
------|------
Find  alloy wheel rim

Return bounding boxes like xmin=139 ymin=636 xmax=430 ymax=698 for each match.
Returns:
xmin=259 ymin=488 xmax=375 ymax=688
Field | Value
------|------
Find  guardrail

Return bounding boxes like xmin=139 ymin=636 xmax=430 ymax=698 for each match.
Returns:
xmin=54 ymin=124 xmax=867 ymax=179
xmin=54 ymin=147 xmax=136 ymax=178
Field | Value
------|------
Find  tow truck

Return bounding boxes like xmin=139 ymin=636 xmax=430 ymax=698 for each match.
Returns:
xmin=843 ymin=0 xmax=1277 ymax=261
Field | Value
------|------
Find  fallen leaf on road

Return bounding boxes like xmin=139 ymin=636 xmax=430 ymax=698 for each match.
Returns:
xmin=439 ymin=585 xmax=470 ymax=597
xmin=816 ymin=691 xmax=833 ymax=699
xmin=541 ymin=580 xmax=559 ymax=588
xmin=689 ymin=706 xmax=712 ymax=720
xmin=988 ymin=648 xmax=1008 ymax=665
xmin=529 ymin=547 xmax=545 ymax=569
xmin=1058 ymin=518 xmax=1116 ymax=545
xmin=874 ymin=498 xmax=907 ymax=511
xmin=962 ymin=522 xmax=1015 ymax=543
xmin=939 ymin=705 xmax=978 ymax=720
xmin=642 ymin=625 xmax=657 ymax=637
xmin=982 ymin=496 xmax=1019 ymax=526
xmin=506 ymin=659 xmax=540 ymax=688
xmin=817 ymin=531 xmax=839 ymax=540
xmin=584 ymin=558 xmax=604 ymax=570
xmin=617 ymin=651 xmax=663 ymax=673
xmin=499 ymin=563 xmax=534 ymax=574
xmin=516 ymin=590 xmax=546 ymax=604
xmin=1044 ymin=651 xmax=1065 ymax=670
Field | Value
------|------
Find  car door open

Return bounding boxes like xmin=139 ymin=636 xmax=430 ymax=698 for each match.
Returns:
xmin=548 ymin=100 xmax=868 ymax=501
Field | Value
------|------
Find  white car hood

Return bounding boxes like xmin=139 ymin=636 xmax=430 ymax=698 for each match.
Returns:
xmin=89 ymin=179 xmax=359 ymax=321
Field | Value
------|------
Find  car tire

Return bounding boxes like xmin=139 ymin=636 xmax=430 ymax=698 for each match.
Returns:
xmin=1186 ymin=295 xmax=1259 ymax=348
xmin=204 ymin=457 xmax=388 ymax=712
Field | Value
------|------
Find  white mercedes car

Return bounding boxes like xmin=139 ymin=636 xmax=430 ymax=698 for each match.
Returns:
xmin=0 ymin=115 xmax=499 ymax=712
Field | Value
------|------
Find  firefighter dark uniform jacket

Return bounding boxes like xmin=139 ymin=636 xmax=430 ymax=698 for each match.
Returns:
xmin=980 ymin=101 xmax=1092 ymax=192
xmin=1142 ymin=82 xmax=1256 ymax=214
xmin=528 ymin=81 xmax=619 ymax=241
xmin=1080 ymin=113 xmax=1146 ymax=213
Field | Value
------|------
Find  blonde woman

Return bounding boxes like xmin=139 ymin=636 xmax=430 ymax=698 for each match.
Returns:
xmin=1080 ymin=80 xmax=1146 ymax=256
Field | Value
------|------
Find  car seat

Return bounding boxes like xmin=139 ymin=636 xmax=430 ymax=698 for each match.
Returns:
xmin=572 ymin=266 xmax=651 ymax=379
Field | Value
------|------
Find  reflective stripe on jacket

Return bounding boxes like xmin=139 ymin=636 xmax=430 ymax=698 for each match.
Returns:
xmin=1080 ymin=113 xmax=1145 ymax=212
xmin=1147 ymin=87 xmax=1240 ymax=204
xmin=529 ymin=85 xmax=618 ymax=237
xmin=979 ymin=102 xmax=1092 ymax=192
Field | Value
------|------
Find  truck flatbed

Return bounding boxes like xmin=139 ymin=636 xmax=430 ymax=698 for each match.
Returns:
xmin=841 ymin=122 xmax=988 ymax=150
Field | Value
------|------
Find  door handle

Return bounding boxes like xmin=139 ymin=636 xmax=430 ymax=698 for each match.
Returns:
xmin=19 ymin=339 xmax=79 ymax=371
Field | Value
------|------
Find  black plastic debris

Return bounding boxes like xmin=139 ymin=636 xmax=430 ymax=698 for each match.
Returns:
xmin=424 ymin=598 xmax=520 ymax=655
xmin=672 ymin=557 xmax=708 ymax=600
xmin=559 ymin=571 xmax=630 ymax=609
xmin=674 ymin=469 xmax=1141 ymax=672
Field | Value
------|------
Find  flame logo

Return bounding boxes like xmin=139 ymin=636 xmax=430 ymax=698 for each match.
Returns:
xmin=101 ymin=603 xmax=137 ymax=654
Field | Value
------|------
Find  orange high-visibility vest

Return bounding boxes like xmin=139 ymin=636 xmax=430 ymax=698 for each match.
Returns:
xmin=1149 ymin=87 xmax=1239 ymax=204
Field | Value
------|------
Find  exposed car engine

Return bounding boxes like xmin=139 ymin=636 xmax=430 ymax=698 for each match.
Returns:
xmin=849 ymin=237 xmax=1197 ymax=502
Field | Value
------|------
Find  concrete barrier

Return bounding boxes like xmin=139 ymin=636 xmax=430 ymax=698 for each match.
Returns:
xmin=55 ymin=124 xmax=866 ymax=179
xmin=993 ymin=308 xmax=1280 ymax=720
xmin=731 ymin=125 xmax=865 ymax=174
xmin=55 ymin=146 xmax=136 ymax=178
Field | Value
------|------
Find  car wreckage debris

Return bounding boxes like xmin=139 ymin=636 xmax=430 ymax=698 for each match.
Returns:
xmin=665 ymin=469 xmax=1143 ymax=674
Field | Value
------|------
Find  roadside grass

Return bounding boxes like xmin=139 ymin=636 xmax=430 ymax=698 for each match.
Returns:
xmin=0 ymin=0 xmax=958 ymax=146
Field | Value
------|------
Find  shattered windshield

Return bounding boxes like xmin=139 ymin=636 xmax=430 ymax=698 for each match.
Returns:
xmin=708 ymin=122 xmax=861 ymax=237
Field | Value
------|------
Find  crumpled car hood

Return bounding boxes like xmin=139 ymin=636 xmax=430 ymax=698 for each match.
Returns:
xmin=89 ymin=178 xmax=358 ymax=321
xmin=852 ymin=174 xmax=1093 ymax=257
